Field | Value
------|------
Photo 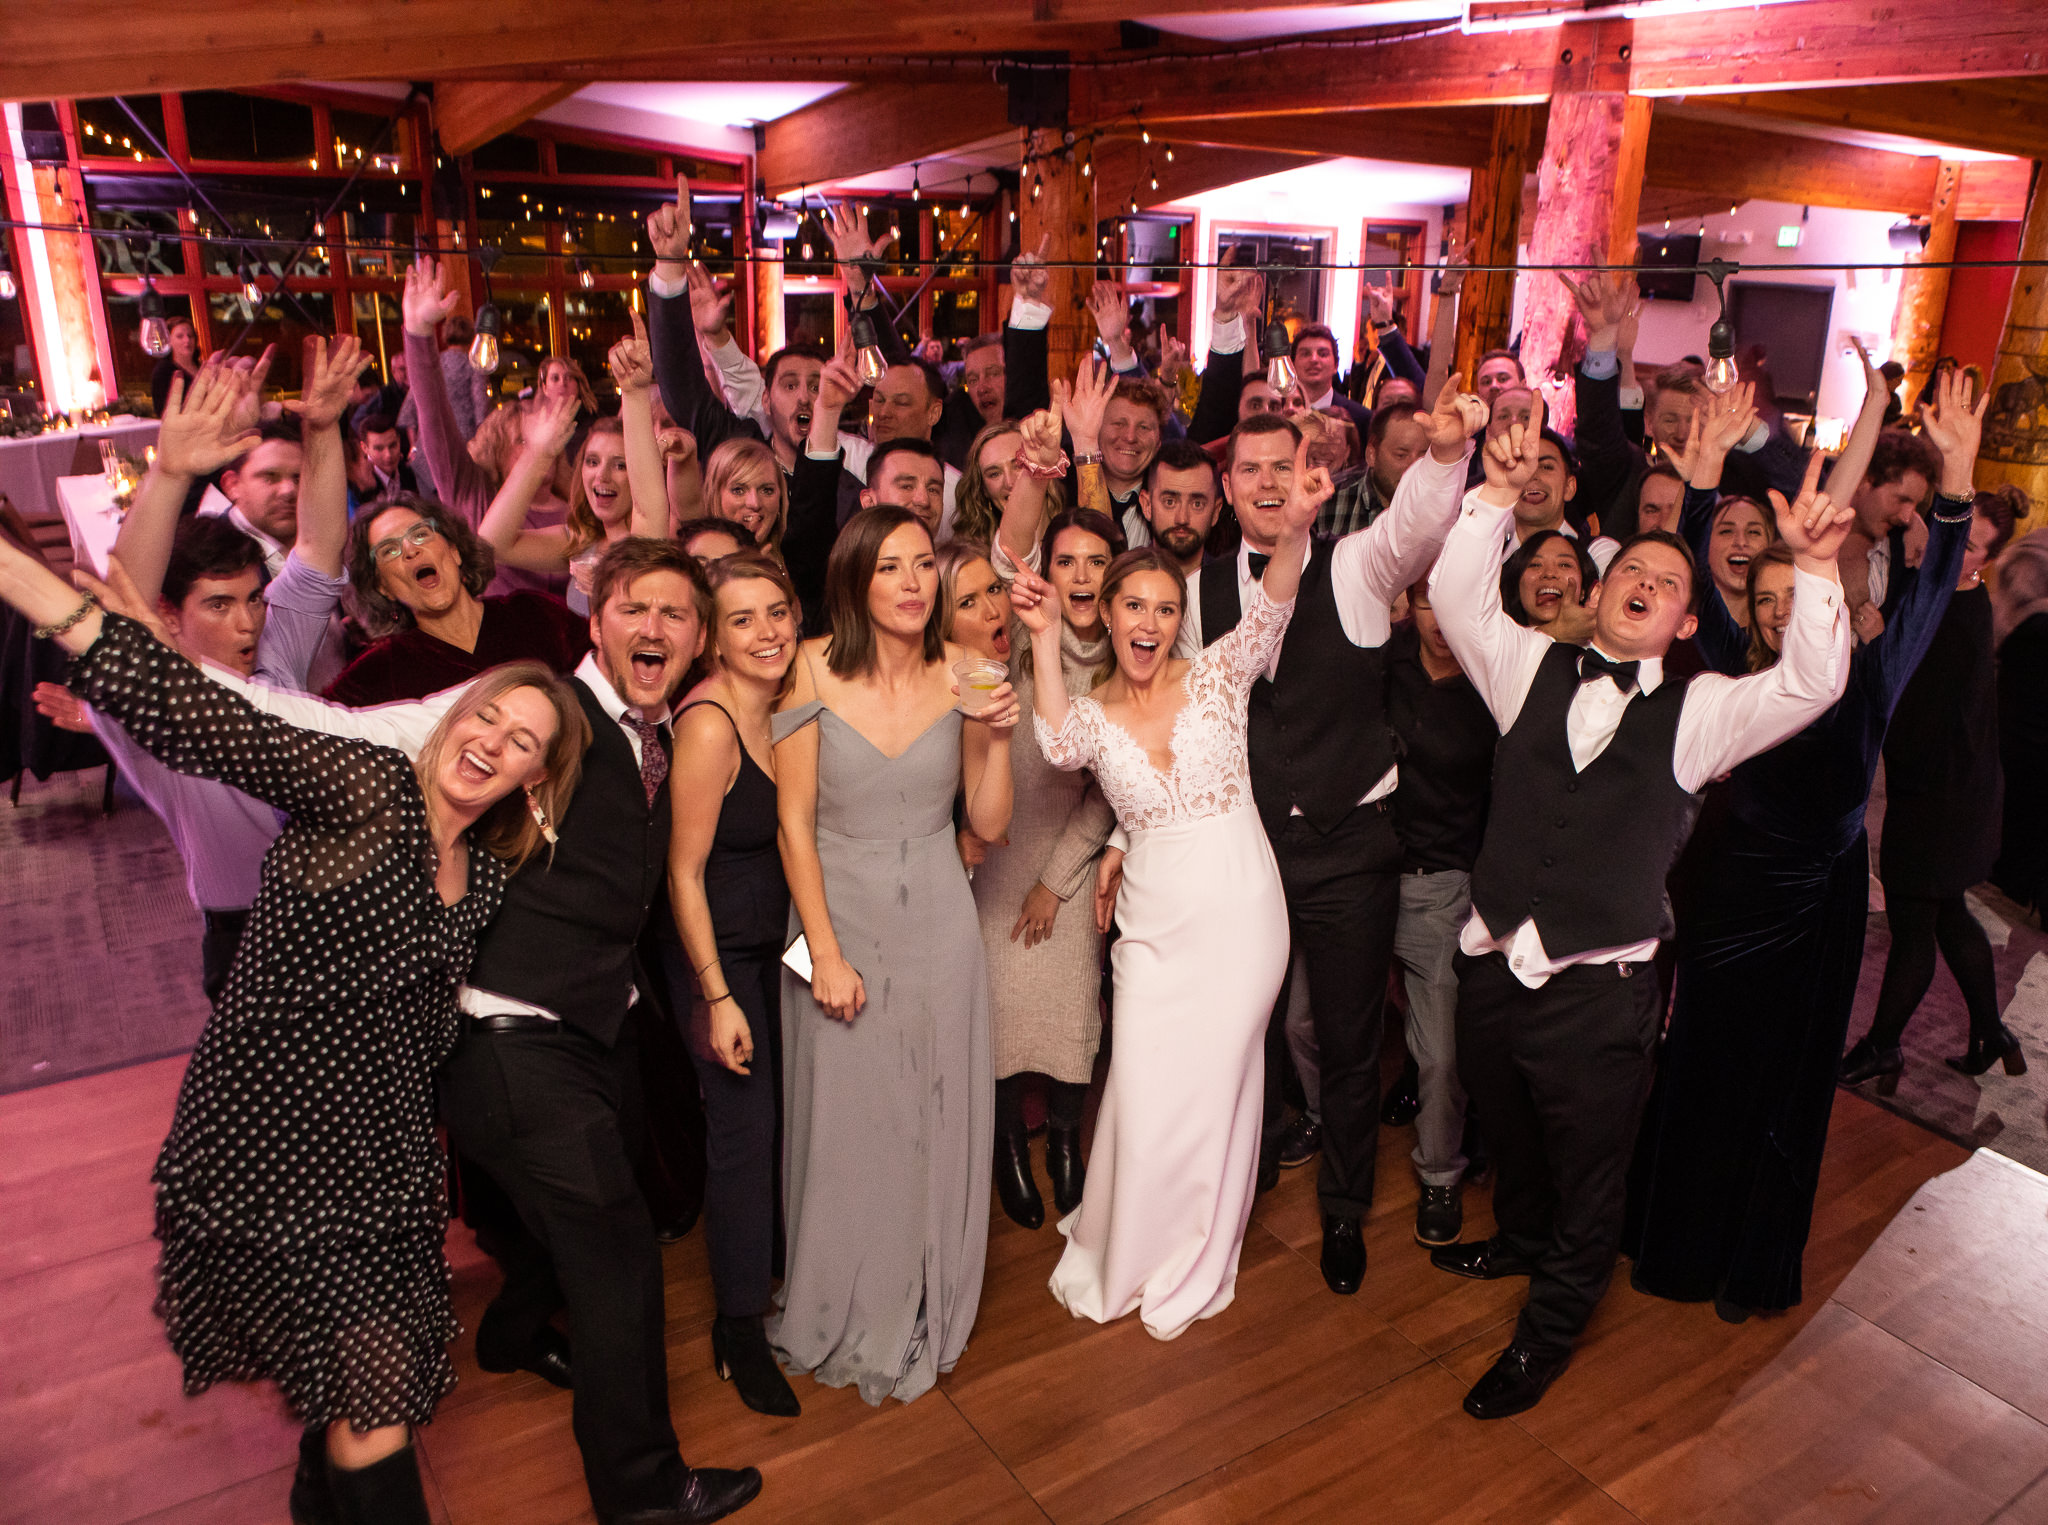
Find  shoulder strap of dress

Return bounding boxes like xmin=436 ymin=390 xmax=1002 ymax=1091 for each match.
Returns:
xmin=676 ymin=698 xmax=741 ymax=738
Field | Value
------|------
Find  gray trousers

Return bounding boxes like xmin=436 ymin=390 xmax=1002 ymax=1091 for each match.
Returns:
xmin=1284 ymin=868 xmax=1470 ymax=1187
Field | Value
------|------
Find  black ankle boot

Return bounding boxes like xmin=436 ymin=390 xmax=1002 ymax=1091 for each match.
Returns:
xmin=288 ymin=1426 xmax=338 ymax=1525
xmin=712 ymin=1314 xmax=801 ymax=1417
xmin=994 ymin=1129 xmax=1045 ymax=1229
xmin=1945 ymin=1022 xmax=2028 ymax=1077
xmin=1840 ymin=1036 xmax=1904 ymax=1095
xmin=329 ymin=1443 xmax=429 ymax=1525
xmin=1044 ymin=1125 xmax=1085 ymax=1216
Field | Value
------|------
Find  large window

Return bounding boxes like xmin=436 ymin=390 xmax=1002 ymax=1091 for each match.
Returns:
xmin=1217 ymin=227 xmax=1329 ymax=333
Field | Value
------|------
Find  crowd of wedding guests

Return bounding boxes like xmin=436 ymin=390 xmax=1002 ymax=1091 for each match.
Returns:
xmin=4 ymin=173 xmax=2043 ymax=1525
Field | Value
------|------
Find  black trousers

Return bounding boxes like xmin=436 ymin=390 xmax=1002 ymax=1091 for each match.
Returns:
xmin=658 ymin=935 xmax=784 ymax=1320
xmin=438 ymin=1018 xmax=683 ymax=1519
xmin=1262 ymin=803 xmax=1403 ymax=1219
xmin=199 ymin=907 xmax=249 ymax=1006
xmin=1456 ymin=951 xmax=1661 ymax=1357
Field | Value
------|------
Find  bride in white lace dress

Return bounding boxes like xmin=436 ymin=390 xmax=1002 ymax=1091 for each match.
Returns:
xmin=1009 ymin=440 xmax=1330 ymax=1340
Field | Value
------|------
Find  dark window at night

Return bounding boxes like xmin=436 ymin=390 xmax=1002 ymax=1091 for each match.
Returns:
xmin=183 ymin=92 xmax=316 ymax=165
xmin=553 ymin=140 xmax=662 ymax=178
xmin=75 ymin=95 xmax=168 ymax=160
xmin=470 ymin=135 xmax=543 ymax=174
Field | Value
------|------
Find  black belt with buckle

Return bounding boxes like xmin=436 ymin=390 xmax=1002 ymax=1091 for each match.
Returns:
xmin=463 ymin=1011 xmax=560 ymax=1035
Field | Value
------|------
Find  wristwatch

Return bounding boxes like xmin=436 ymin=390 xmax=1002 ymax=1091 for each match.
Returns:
xmin=1073 ymin=451 xmax=1104 ymax=467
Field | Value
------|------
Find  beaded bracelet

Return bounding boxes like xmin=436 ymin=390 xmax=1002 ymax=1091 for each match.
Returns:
xmin=33 ymin=591 xmax=97 ymax=641
xmin=1018 ymin=452 xmax=1071 ymax=481
xmin=1931 ymin=490 xmax=1976 ymax=524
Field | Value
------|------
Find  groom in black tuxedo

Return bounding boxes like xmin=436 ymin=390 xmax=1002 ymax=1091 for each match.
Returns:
xmin=1177 ymin=393 xmax=1478 ymax=1294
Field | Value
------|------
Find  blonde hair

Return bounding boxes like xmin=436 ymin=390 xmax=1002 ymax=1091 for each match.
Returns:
xmin=702 ymin=437 xmax=786 ymax=553
xmin=416 ymin=662 xmax=591 ymax=872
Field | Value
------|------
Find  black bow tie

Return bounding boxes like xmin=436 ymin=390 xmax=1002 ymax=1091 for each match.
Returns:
xmin=1578 ymin=650 xmax=1640 ymax=693
xmin=1247 ymin=552 xmax=1271 ymax=579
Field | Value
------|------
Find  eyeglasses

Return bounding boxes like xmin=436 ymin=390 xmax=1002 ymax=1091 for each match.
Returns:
xmin=373 ymin=522 xmax=441 ymax=563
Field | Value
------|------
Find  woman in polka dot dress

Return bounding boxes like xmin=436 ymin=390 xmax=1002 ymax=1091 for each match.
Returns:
xmin=3 ymin=541 xmax=591 ymax=1525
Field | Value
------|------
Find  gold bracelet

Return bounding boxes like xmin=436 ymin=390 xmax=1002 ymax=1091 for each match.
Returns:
xmin=33 ymin=592 xmax=98 ymax=641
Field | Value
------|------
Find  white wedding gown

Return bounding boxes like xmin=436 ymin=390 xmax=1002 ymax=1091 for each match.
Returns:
xmin=1034 ymin=587 xmax=1294 ymax=1340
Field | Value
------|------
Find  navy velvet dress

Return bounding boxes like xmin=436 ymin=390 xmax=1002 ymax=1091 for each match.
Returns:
xmin=1622 ymin=497 xmax=1968 ymax=1311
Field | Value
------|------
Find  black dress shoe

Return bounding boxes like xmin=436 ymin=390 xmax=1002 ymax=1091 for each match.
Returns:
xmin=655 ymin=1205 xmax=700 ymax=1244
xmin=1463 ymin=1343 xmax=1571 ymax=1420
xmin=1277 ymin=1113 xmax=1323 ymax=1169
xmin=1414 ymin=1183 xmax=1462 ymax=1248
xmin=1044 ymin=1125 xmax=1086 ymax=1215
xmin=1381 ymin=1057 xmax=1421 ymax=1126
xmin=610 ymin=1467 xmax=764 ymax=1524
xmin=1839 ymin=1036 xmax=1904 ymax=1096
xmin=1430 ymin=1238 xmax=1536 ymax=1281
xmin=994 ymin=1129 xmax=1045 ymax=1229
xmin=288 ymin=1425 xmax=339 ymax=1525
xmin=1321 ymin=1215 xmax=1365 ymax=1295
xmin=477 ymin=1323 xmax=573 ymax=1389
xmin=712 ymin=1315 xmax=800 ymax=1417
xmin=1256 ymin=1148 xmax=1281 ymax=1195
xmin=1945 ymin=1022 xmax=2028 ymax=1077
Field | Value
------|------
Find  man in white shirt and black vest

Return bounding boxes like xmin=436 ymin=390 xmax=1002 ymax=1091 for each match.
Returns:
xmin=1170 ymin=381 xmax=1483 ymax=1296
xmin=1428 ymin=403 xmax=1854 ymax=1420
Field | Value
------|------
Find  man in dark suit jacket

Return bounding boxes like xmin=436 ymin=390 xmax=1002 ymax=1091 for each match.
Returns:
xmin=1292 ymin=323 xmax=1372 ymax=438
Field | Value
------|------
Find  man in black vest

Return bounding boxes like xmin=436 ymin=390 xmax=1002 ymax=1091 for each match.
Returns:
xmin=1429 ymin=407 xmax=1854 ymax=1420
xmin=1175 ymin=383 xmax=1482 ymax=1296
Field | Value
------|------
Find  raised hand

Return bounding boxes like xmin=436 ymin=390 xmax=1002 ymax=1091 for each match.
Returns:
xmin=1558 ymin=269 xmax=1638 ymax=350
xmin=646 ymin=174 xmax=692 ymax=264
xmin=1768 ymin=450 xmax=1855 ymax=567
xmin=521 ymin=390 xmax=580 ymax=460
xmin=1007 ymin=566 xmax=1058 ymax=636
xmin=1012 ymin=233 xmax=1053 ymax=306
xmin=656 ymin=426 xmax=697 ymax=463
xmin=1699 ymin=380 xmax=1759 ymax=456
xmin=1087 ymin=281 xmax=1129 ymax=346
xmin=1919 ymin=363 xmax=1988 ymax=494
xmin=1281 ymin=432 xmax=1333 ymax=540
xmin=816 ymin=350 xmax=864 ymax=415
xmin=1365 ymin=282 xmax=1396 ymax=326
xmin=402 ymin=258 xmax=459 ymax=337
xmin=608 ymin=310 xmax=655 ymax=394
xmin=1214 ymin=264 xmax=1262 ymax=323
xmin=1159 ymin=334 xmax=1190 ymax=385
xmin=1424 ymin=372 xmax=1485 ymax=461
xmin=154 ymin=363 xmax=257 ymax=479
xmin=825 ymin=201 xmax=890 ymax=268
xmin=1017 ymin=404 xmax=1065 ymax=473
xmin=1482 ymin=391 xmax=1546 ymax=499
xmin=76 ymin=556 xmax=175 ymax=650
xmin=1065 ymin=354 xmax=1115 ymax=451
xmin=220 ymin=344 xmax=276 ymax=441
xmin=283 ymin=333 xmax=366 ymax=432
xmin=686 ymin=261 xmax=730 ymax=339
xmin=1436 ymin=241 xmax=1474 ymax=299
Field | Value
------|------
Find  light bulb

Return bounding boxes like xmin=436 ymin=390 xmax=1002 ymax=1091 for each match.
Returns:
xmin=470 ymin=304 xmax=503 ymax=373
xmin=0 ymin=269 xmax=15 ymax=302
xmin=1704 ymin=353 xmax=1740 ymax=395
xmin=577 ymin=261 xmax=595 ymax=289
xmin=1267 ymin=353 xmax=1298 ymax=396
xmin=1261 ymin=321 xmax=1296 ymax=396
xmin=138 ymin=283 xmax=169 ymax=355
xmin=851 ymin=314 xmax=888 ymax=388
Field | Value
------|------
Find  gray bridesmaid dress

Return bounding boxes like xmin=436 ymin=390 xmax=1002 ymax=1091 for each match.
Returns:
xmin=770 ymin=698 xmax=995 ymax=1404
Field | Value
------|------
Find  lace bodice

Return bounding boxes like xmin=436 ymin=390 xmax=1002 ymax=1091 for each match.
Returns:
xmin=1034 ymin=589 xmax=1294 ymax=832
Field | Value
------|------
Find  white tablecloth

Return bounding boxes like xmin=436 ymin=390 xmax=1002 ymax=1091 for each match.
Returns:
xmin=0 ymin=419 xmax=160 ymax=519
xmin=55 ymin=475 xmax=123 ymax=579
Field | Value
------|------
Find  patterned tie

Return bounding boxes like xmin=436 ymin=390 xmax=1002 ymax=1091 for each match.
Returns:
xmin=1247 ymin=552 xmax=1271 ymax=579
xmin=623 ymin=716 xmax=668 ymax=806
xmin=1578 ymin=649 xmax=1641 ymax=694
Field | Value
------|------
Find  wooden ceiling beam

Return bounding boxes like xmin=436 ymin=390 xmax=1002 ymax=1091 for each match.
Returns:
xmin=758 ymin=81 xmax=1011 ymax=197
xmin=1094 ymin=140 xmax=1320 ymax=210
xmin=1708 ymin=79 xmax=2048 ymax=164
xmin=433 ymin=81 xmax=577 ymax=156
xmin=1164 ymin=106 xmax=1508 ymax=171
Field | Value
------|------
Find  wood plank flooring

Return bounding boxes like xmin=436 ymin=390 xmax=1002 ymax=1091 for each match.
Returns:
xmin=3 ymin=1054 xmax=2039 ymax=1525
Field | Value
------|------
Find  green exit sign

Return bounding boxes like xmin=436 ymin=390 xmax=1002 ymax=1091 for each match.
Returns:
xmin=1777 ymin=226 xmax=1803 ymax=248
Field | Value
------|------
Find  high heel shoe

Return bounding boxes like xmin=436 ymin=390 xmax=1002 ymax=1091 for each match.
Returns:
xmin=1044 ymin=1125 xmax=1085 ymax=1216
xmin=994 ymin=1129 xmax=1045 ymax=1229
xmin=711 ymin=1314 xmax=800 ymax=1417
xmin=1839 ymin=1037 xmax=1904 ymax=1096
xmin=1944 ymin=1023 xmax=2028 ymax=1077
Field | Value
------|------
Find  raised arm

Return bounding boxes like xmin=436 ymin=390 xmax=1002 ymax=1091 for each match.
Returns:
xmin=1825 ymin=338 xmax=1891 ymax=512
xmin=611 ymin=312 xmax=670 ymax=539
xmin=1420 ymin=253 xmax=1468 ymax=407
xmin=402 ymin=259 xmax=492 ymax=522
xmin=646 ymin=175 xmax=764 ymax=456
xmin=999 ymin=401 xmax=1065 ymax=573
xmin=1087 ymin=282 xmax=1140 ymax=375
xmin=1188 ymin=268 xmax=1259 ymax=445
xmin=115 ymin=354 xmax=269 ymax=604
xmin=1427 ymin=402 xmax=1554 ymax=729
xmin=1365 ymin=283 xmax=1426 ymax=390
xmin=1003 ymin=236 xmax=1055 ymax=419
xmin=1673 ymin=385 xmax=1765 ymax=675
xmin=1561 ymin=270 xmax=1644 ymax=525
xmin=1335 ymin=372 xmax=1486 ymax=605
xmin=280 ymin=333 xmax=365 ymax=577
xmin=478 ymin=393 xmax=581 ymax=574
xmin=1008 ymin=568 xmax=1086 ymax=767
xmin=784 ymin=345 xmax=859 ymax=624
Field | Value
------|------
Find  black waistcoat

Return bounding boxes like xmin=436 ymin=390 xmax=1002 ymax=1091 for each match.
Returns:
xmin=1200 ymin=540 xmax=1395 ymax=836
xmin=1469 ymin=642 xmax=1702 ymax=957
xmin=466 ymin=679 xmax=671 ymax=1045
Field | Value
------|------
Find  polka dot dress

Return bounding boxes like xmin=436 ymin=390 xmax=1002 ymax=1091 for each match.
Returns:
xmin=73 ymin=616 xmax=509 ymax=1431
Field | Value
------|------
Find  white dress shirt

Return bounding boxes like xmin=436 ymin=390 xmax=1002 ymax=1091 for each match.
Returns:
xmin=195 ymin=490 xmax=290 ymax=579
xmin=1429 ymin=485 xmax=1851 ymax=987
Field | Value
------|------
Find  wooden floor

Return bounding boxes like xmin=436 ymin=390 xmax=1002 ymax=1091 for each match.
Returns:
xmin=6 ymin=1054 xmax=2045 ymax=1525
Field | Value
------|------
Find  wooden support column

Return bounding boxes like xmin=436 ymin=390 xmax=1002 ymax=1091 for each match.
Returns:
xmin=1889 ymin=160 xmax=1964 ymax=409
xmin=1016 ymin=129 xmax=1095 ymax=390
xmin=1518 ymin=23 xmax=1650 ymax=439
xmin=1977 ymin=163 xmax=2048 ymax=537
xmin=753 ymin=246 xmax=785 ymax=358
xmin=1454 ymin=104 xmax=1537 ymax=394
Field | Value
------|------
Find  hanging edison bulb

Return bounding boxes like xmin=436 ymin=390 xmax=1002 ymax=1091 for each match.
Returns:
xmin=240 ymin=264 xmax=262 ymax=305
xmin=469 ymin=304 xmax=503 ymax=374
xmin=1261 ymin=322 xmax=1297 ymax=397
xmin=910 ymin=162 xmax=922 ymax=203
xmin=851 ymin=313 xmax=888 ymax=388
xmin=138 ymin=282 xmax=170 ymax=355
xmin=0 ymin=265 xmax=15 ymax=303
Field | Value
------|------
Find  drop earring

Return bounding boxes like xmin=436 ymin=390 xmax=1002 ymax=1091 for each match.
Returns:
xmin=526 ymin=787 xmax=557 ymax=845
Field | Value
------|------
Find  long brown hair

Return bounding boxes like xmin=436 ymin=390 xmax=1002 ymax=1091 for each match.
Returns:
xmin=1742 ymin=543 xmax=1798 ymax=673
xmin=416 ymin=662 xmax=591 ymax=871
xmin=952 ymin=420 xmax=1067 ymax=548
xmin=823 ymin=506 xmax=943 ymax=679
xmin=564 ymin=415 xmax=626 ymax=555
xmin=704 ymin=552 xmax=802 ymax=702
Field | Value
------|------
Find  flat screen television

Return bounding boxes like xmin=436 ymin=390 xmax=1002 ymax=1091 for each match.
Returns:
xmin=1636 ymin=232 xmax=1701 ymax=302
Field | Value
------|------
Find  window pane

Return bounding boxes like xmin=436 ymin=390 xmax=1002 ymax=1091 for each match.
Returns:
xmin=331 ymin=106 xmax=411 ymax=175
xmin=351 ymin=292 xmax=408 ymax=388
xmin=470 ymin=136 xmax=543 ymax=174
xmin=782 ymin=293 xmax=837 ymax=353
xmin=206 ymin=290 xmax=333 ymax=391
xmin=90 ymin=206 xmax=185 ymax=281
xmin=184 ymin=91 xmax=316 ymax=166
xmin=75 ymin=96 xmax=167 ymax=162
xmin=931 ymin=207 xmax=981 ymax=276
xmin=343 ymin=209 xmax=416 ymax=280
xmin=474 ymin=216 xmax=552 ymax=279
xmin=559 ymin=290 xmax=637 ymax=402
xmin=560 ymin=212 xmax=641 ymax=277
xmin=931 ymin=289 xmax=982 ymax=344
xmin=193 ymin=208 xmax=331 ymax=281
xmin=553 ymin=140 xmax=661 ymax=178
xmin=481 ymin=290 xmax=555 ymax=398
xmin=101 ymin=287 xmax=197 ymax=406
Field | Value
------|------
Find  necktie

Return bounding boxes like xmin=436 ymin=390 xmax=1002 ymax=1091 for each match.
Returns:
xmin=1578 ymin=649 xmax=1641 ymax=694
xmin=1247 ymin=552 xmax=1270 ymax=579
xmin=623 ymin=716 xmax=668 ymax=806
